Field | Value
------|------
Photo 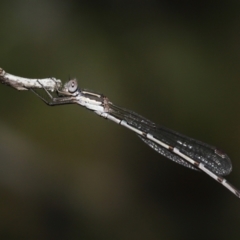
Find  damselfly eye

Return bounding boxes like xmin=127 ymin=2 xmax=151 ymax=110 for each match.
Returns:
xmin=68 ymin=79 xmax=78 ymax=93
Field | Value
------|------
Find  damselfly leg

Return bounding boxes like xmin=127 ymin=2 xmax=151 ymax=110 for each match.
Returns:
xmin=31 ymin=79 xmax=77 ymax=106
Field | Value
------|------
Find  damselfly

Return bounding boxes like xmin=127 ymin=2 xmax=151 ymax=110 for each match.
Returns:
xmin=32 ymin=79 xmax=240 ymax=198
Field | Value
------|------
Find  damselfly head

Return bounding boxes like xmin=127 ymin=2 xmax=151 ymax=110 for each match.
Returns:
xmin=64 ymin=78 xmax=78 ymax=93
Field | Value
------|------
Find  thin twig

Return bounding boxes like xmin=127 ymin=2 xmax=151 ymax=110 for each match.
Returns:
xmin=0 ymin=67 xmax=62 ymax=91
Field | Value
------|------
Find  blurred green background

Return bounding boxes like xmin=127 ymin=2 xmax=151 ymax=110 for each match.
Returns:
xmin=0 ymin=1 xmax=240 ymax=239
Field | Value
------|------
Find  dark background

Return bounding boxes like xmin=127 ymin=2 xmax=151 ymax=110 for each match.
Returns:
xmin=0 ymin=1 xmax=240 ymax=239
